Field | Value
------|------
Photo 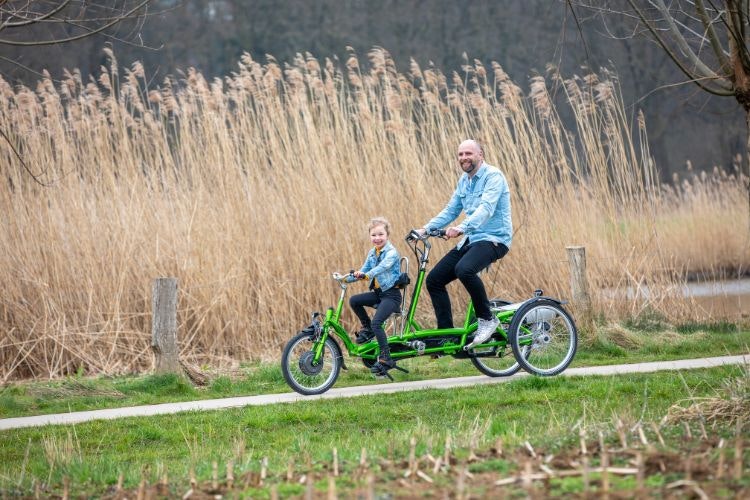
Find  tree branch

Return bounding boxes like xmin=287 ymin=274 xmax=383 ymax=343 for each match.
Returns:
xmin=625 ymin=0 xmax=733 ymax=94
xmin=651 ymin=0 xmax=728 ymax=83
xmin=0 ymin=0 xmax=150 ymax=46
xmin=695 ymin=0 xmax=732 ymax=76
xmin=0 ymin=0 xmax=71 ymax=29
xmin=0 ymin=126 xmax=51 ymax=187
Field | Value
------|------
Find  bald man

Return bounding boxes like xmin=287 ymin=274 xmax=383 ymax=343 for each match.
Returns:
xmin=417 ymin=139 xmax=512 ymax=350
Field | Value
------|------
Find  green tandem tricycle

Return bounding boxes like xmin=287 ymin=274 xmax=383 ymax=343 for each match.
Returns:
xmin=281 ymin=229 xmax=578 ymax=395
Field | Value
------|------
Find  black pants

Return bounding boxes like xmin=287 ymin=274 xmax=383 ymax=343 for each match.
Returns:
xmin=425 ymin=240 xmax=508 ymax=329
xmin=349 ymin=287 xmax=402 ymax=354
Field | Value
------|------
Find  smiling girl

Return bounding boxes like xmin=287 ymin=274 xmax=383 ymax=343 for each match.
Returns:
xmin=348 ymin=216 xmax=402 ymax=374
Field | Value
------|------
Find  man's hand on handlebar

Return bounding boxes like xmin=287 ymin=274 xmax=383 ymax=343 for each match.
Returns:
xmin=444 ymin=226 xmax=464 ymax=239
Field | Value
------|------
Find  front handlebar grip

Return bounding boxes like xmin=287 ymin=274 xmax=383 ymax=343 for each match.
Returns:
xmin=405 ymin=229 xmax=421 ymax=242
xmin=405 ymin=228 xmax=447 ymax=242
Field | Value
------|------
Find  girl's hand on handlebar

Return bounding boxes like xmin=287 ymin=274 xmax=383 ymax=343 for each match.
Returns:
xmin=352 ymin=271 xmax=367 ymax=280
xmin=332 ymin=271 xmax=363 ymax=282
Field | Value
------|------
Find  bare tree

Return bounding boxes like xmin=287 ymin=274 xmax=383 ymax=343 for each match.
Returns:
xmin=571 ymin=0 xmax=750 ymax=228
xmin=0 ymin=0 xmax=153 ymax=74
xmin=1 ymin=0 xmax=154 ymax=185
xmin=0 ymin=1 xmax=153 ymax=43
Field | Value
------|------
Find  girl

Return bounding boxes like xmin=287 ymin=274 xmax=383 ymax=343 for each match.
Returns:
xmin=348 ymin=216 xmax=402 ymax=374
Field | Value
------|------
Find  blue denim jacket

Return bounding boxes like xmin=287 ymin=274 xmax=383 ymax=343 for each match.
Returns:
xmin=349 ymin=241 xmax=401 ymax=291
xmin=425 ymin=162 xmax=512 ymax=249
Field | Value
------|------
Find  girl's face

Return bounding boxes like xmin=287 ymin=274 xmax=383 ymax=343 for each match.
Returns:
xmin=369 ymin=224 xmax=388 ymax=250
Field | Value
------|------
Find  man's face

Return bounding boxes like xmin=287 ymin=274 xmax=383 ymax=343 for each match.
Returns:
xmin=457 ymin=142 xmax=482 ymax=174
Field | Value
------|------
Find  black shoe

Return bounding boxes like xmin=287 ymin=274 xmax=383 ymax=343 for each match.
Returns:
xmin=355 ymin=327 xmax=375 ymax=344
xmin=370 ymin=353 xmax=395 ymax=377
xmin=370 ymin=351 xmax=412 ymax=381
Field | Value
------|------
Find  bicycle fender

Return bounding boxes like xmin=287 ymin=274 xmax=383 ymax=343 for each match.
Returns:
xmin=326 ymin=335 xmax=348 ymax=371
xmin=522 ymin=296 xmax=567 ymax=306
xmin=493 ymin=296 xmax=566 ymax=315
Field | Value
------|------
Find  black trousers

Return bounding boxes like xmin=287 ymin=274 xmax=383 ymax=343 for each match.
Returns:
xmin=425 ymin=240 xmax=508 ymax=329
xmin=349 ymin=287 xmax=402 ymax=353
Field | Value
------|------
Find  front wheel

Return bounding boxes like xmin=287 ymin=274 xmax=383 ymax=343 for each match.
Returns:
xmin=281 ymin=331 xmax=342 ymax=395
xmin=509 ymin=299 xmax=577 ymax=376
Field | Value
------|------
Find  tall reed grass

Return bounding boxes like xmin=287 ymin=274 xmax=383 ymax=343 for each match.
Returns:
xmin=1 ymin=48 xmax=747 ymax=380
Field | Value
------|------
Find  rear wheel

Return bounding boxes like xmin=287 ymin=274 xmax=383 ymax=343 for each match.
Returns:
xmin=470 ymin=341 xmax=523 ymax=377
xmin=509 ymin=299 xmax=577 ymax=376
xmin=281 ymin=331 xmax=342 ymax=395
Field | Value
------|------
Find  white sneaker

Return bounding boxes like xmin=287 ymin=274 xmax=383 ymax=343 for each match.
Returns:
xmin=465 ymin=316 xmax=500 ymax=350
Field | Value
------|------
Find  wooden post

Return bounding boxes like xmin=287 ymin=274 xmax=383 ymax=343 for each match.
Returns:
xmin=600 ymin=432 xmax=610 ymax=499
xmin=734 ymin=434 xmax=744 ymax=480
xmin=287 ymin=457 xmax=295 ymax=482
xmin=151 ymin=277 xmax=180 ymax=373
xmin=328 ymin=474 xmax=337 ymax=500
xmin=566 ymin=246 xmax=594 ymax=335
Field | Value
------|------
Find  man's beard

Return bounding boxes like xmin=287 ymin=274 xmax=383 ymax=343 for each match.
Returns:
xmin=461 ymin=159 xmax=478 ymax=174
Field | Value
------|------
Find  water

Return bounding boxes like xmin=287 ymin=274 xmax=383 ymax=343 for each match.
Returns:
xmin=599 ymin=278 xmax=750 ymax=320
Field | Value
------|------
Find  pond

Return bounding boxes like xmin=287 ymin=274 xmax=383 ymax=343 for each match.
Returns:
xmin=599 ymin=278 xmax=750 ymax=320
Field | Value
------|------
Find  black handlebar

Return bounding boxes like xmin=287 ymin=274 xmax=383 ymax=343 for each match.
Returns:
xmin=405 ymin=228 xmax=446 ymax=242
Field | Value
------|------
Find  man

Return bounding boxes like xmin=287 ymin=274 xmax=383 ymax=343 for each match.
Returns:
xmin=417 ymin=139 xmax=512 ymax=350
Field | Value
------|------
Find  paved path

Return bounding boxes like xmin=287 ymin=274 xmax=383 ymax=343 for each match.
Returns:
xmin=1 ymin=355 xmax=746 ymax=431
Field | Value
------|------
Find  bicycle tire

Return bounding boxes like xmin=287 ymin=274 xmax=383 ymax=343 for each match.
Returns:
xmin=470 ymin=343 xmax=523 ymax=377
xmin=281 ymin=330 xmax=342 ymax=395
xmin=508 ymin=299 xmax=577 ymax=376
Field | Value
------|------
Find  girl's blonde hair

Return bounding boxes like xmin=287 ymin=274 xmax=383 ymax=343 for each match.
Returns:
xmin=368 ymin=216 xmax=391 ymax=235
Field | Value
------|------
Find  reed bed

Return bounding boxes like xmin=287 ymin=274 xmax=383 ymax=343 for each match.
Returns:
xmin=0 ymin=48 xmax=747 ymax=379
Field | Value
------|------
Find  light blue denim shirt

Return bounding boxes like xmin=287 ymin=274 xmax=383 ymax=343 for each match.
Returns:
xmin=425 ymin=162 xmax=513 ymax=249
xmin=348 ymin=241 xmax=402 ymax=291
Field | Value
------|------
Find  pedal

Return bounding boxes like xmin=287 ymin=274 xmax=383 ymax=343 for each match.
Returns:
xmin=372 ymin=367 xmax=394 ymax=381
xmin=373 ymin=362 xmax=407 ymax=380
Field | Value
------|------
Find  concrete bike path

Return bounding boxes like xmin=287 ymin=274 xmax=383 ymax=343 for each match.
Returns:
xmin=1 ymin=355 xmax=746 ymax=431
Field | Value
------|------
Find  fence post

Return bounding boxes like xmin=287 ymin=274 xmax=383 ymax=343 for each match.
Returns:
xmin=566 ymin=246 xmax=594 ymax=335
xmin=151 ymin=277 xmax=180 ymax=373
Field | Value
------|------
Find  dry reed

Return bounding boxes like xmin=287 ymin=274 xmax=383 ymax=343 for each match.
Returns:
xmin=0 ymin=48 xmax=747 ymax=379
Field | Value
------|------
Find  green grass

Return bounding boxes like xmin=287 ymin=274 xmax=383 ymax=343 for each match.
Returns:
xmin=0 ymin=364 xmax=746 ymax=497
xmin=1 ymin=324 xmax=748 ymax=419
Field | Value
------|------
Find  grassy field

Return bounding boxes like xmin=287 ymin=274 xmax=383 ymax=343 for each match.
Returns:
xmin=1 ymin=364 xmax=748 ymax=497
xmin=1 ymin=48 xmax=748 ymax=381
xmin=1 ymin=322 xmax=748 ymax=419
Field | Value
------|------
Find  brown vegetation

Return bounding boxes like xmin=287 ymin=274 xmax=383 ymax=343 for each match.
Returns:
xmin=23 ymin=412 xmax=750 ymax=498
xmin=0 ymin=48 xmax=747 ymax=380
